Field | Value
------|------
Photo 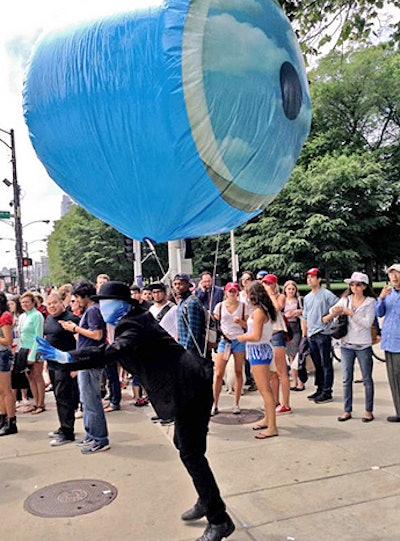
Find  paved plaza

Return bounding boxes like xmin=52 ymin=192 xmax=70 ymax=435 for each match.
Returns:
xmin=2 ymin=348 xmax=400 ymax=541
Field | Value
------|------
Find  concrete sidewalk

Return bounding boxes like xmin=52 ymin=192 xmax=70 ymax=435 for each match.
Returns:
xmin=2 ymin=350 xmax=400 ymax=541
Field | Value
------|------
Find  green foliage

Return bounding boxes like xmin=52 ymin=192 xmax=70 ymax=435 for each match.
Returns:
xmin=47 ymin=206 xmax=135 ymax=285
xmin=192 ymin=233 xmax=232 ymax=282
xmin=278 ymin=1 xmax=400 ymax=57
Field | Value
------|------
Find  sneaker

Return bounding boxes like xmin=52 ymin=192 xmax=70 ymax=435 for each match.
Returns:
xmin=50 ymin=435 xmax=74 ymax=447
xmin=314 ymin=394 xmax=333 ymax=403
xmin=307 ymin=391 xmax=321 ymax=400
xmin=232 ymin=404 xmax=241 ymax=415
xmin=48 ymin=429 xmax=62 ymax=438
xmin=276 ymin=405 xmax=292 ymax=415
xmin=80 ymin=441 xmax=110 ymax=454
xmin=210 ymin=405 xmax=219 ymax=416
xmin=75 ymin=437 xmax=94 ymax=447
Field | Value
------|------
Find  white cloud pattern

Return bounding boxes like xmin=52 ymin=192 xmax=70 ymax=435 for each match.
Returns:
xmin=204 ymin=13 xmax=289 ymax=75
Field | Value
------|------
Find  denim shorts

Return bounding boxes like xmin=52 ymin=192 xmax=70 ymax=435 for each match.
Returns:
xmin=217 ymin=337 xmax=246 ymax=354
xmin=271 ymin=331 xmax=287 ymax=348
xmin=0 ymin=349 xmax=13 ymax=372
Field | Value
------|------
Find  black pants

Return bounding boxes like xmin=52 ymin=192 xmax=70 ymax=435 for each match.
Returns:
xmin=49 ymin=368 xmax=79 ymax=440
xmin=173 ymin=387 xmax=228 ymax=525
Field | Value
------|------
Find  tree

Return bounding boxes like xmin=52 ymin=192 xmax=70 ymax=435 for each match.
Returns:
xmin=236 ymin=152 xmax=388 ymax=282
xmin=279 ymin=1 xmax=400 ymax=56
xmin=47 ymin=206 xmax=135 ymax=284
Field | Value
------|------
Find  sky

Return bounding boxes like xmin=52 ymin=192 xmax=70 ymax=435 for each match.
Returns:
xmin=0 ymin=0 xmax=162 ymax=269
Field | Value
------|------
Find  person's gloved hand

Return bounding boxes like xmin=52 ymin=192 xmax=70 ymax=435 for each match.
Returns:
xmin=36 ymin=337 xmax=72 ymax=364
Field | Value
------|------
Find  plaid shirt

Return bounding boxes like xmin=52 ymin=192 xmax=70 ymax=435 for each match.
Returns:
xmin=177 ymin=292 xmax=205 ymax=353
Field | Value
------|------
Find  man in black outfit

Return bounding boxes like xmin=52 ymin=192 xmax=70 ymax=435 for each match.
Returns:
xmin=45 ymin=292 xmax=80 ymax=446
xmin=38 ymin=282 xmax=234 ymax=541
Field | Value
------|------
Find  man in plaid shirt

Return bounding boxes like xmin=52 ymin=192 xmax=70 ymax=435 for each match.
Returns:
xmin=174 ymin=274 xmax=206 ymax=355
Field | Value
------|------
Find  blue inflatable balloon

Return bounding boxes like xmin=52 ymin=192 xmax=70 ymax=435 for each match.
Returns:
xmin=23 ymin=0 xmax=311 ymax=242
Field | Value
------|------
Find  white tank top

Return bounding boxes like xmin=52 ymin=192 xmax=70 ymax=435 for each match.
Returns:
xmin=247 ymin=314 xmax=273 ymax=344
xmin=215 ymin=301 xmax=247 ymax=339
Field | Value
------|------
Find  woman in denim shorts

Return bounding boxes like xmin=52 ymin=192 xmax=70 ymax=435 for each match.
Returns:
xmin=237 ymin=282 xmax=278 ymax=439
xmin=211 ymin=282 xmax=248 ymax=416
xmin=0 ymin=291 xmax=17 ymax=436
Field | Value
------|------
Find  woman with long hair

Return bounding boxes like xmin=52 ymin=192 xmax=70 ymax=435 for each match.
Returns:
xmin=19 ymin=292 xmax=45 ymax=414
xmin=211 ymin=282 xmax=248 ymax=416
xmin=262 ymin=274 xmax=292 ymax=414
xmin=8 ymin=295 xmax=31 ymax=412
xmin=283 ymin=280 xmax=304 ymax=391
xmin=237 ymin=282 xmax=278 ymax=439
xmin=323 ymin=272 xmax=376 ymax=422
xmin=0 ymin=291 xmax=17 ymax=436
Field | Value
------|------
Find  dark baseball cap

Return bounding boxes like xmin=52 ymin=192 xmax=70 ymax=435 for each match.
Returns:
xmin=173 ymin=273 xmax=191 ymax=282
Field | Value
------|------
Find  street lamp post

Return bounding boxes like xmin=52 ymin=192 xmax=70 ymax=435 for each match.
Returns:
xmin=0 ymin=128 xmax=24 ymax=293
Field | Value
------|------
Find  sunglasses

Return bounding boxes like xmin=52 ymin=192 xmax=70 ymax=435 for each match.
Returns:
xmin=350 ymin=282 xmax=364 ymax=287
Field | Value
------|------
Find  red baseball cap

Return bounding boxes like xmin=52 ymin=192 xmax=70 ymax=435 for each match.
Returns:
xmin=224 ymin=281 xmax=239 ymax=292
xmin=306 ymin=268 xmax=320 ymax=276
xmin=262 ymin=274 xmax=278 ymax=284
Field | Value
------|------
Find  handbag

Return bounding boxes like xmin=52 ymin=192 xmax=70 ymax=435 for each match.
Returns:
xmin=13 ymin=348 xmax=30 ymax=373
xmin=323 ymin=315 xmax=348 ymax=339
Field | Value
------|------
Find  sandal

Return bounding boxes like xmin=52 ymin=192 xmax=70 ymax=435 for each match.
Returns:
xmin=31 ymin=405 xmax=46 ymax=415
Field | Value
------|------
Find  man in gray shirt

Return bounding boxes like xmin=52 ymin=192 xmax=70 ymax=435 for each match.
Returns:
xmin=302 ymin=268 xmax=337 ymax=403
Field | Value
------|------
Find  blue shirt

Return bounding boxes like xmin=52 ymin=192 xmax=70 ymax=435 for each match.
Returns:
xmin=78 ymin=303 xmax=106 ymax=349
xmin=375 ymin=288 xmax=400 ymax=353
xmin=177 ymin=292 xmax=205 ymax=352
xmin=303 ymin=288 xmax=338 ymax=337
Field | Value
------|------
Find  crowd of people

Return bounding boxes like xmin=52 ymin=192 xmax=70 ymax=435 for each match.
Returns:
xmin=1 ymin=265 xmax=400 ymax=541
xmin=2 ymin=265 xmax=400 ymax=438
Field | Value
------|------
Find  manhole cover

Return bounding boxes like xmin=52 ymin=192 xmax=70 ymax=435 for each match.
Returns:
xmin=24 ymin=479 xmax=117 ymax=518
xmin=211 ymin=408 xmax=264 ymax=425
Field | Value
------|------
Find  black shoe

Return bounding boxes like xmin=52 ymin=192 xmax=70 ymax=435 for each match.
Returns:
xmin=0 ymin=417 xmax=18 ymax=436
xmin=314 ymin=393 xmax=333 ymax=403
xmin=307 ymin=391 xmax=320 ymax=400
xmin=48 ymin=429 xmax=62 ymax=438
xmin=151 ymin=415 xmax=161 ymax=422
xmin=196 ymin=517 xmax=235 ymax=541
xmin=160 ymin=418 xmax=174 ymax=426
xmin=387 ymin=416 xmax=400 ymax=422
xmin=181 ymin=501 xmax=206 ymax=521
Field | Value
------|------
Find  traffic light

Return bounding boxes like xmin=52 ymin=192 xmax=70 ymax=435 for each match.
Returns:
xmin=123 ymin=236 xmax=134 ymax=262
xmin=22 ymin=257 xmax=33 ymax=267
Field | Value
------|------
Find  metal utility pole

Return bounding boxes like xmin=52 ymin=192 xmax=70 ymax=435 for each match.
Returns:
xmin=0 ymin=128 xmax=24 ymax=293
xmin=10 ymin=130 xmax=24 ymax=293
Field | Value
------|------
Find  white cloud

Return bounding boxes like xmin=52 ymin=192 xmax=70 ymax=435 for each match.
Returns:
xmin=219 ymin=136 xmax=254 ymax=163
xmin=204 ymin=13 xmax=289 ymax=75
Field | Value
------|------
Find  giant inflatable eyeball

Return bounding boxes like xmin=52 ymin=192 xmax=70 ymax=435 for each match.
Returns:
xmin=23 ymin=0 xmax=311 ymax=242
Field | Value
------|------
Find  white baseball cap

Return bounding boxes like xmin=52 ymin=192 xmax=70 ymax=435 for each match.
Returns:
xmin=387 ymin=264 xmax=400 ymax=273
